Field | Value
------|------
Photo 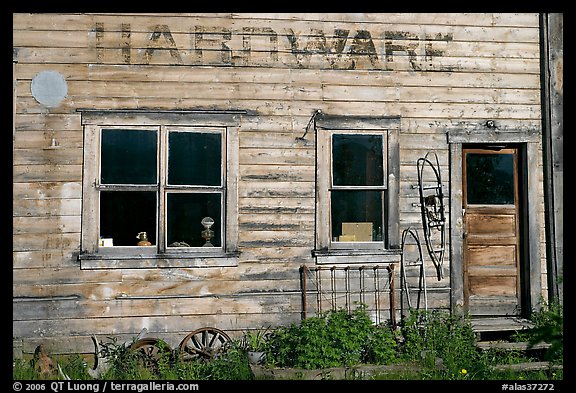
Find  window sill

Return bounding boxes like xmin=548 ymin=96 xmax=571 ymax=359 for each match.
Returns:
xmin=312 ymin=248 xmax=401 ymax=265
xmin=78 ymin=251 xmax=240 ymax=269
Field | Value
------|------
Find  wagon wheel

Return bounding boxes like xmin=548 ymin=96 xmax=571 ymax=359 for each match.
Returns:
xmin=129 ymin=338 xmax=173 ymax=372
xmin=417 ymin=151 xmax=446 ymax=281
xmin=178 ymin=327 xmax=231 ymax=361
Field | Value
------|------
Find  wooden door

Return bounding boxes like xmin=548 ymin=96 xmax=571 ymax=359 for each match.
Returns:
xmin=463 ymin=147 xmax=521 ymax=316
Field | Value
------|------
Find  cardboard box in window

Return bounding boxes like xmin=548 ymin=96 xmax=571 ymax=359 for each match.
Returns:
xmin=99 ymin=238 xmax=113 ymax=247
xmin=342 ymin=222 xmax=373 ymax=242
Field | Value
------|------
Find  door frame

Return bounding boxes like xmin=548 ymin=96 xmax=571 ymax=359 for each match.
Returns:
xmin=447 ymin=129 xmax=542 ymax=318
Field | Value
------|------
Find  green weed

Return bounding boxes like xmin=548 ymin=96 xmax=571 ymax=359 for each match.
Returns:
xmin=265 ymin=305 xmax=399 ymax=369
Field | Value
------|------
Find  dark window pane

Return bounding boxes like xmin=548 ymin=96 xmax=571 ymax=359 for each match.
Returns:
xmin=101 ymin=129 xmax=157 ymax=184
xmin=166 ymin=193 xmax=222 ymax=247
xmin=168 ymin=131 xmax=222 ymax=186
xmin=100 ymin=191 xmax=157 ymax=246
xmin=331 ymin=190 xmax=383 ymax=242
xmin=466 ymin=153 xmax=515 ymax=205
xmin=333 ymin=134 xmax=384 ymax=186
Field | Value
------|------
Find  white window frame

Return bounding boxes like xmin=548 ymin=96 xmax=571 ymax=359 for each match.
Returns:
xmin=314 ymin=114 xmax=401 ymax=264
xmin=78 ymin=109 xmax=242 ymax=269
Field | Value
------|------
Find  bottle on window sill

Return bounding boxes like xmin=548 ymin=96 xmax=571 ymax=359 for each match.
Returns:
xmin=136 ymin=231 xmax=152 ymax=246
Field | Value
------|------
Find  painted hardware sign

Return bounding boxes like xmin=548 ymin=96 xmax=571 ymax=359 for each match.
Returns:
xmin=92 ymin=22 xmax=454 ymax=71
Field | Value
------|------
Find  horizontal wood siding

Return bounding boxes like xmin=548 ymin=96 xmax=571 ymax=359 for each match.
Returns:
xmin=13 ymin=13 xmax=547 ymax=355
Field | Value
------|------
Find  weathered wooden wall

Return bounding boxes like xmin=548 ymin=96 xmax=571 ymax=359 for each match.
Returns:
xmin=13 ymin=13 xmax=547 ymax=356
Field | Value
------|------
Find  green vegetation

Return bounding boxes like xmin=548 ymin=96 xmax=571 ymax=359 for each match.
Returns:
xmin=13 ymin=303 xmax=562 ymax=381
xmin=239 ymin=326 xmax=272 ymax=352
xmin=265 ymin=305 xmax=397 ymax=369
xmin=399 ymin=308 xmax=490 ymax=379
xmin=513 ymin=299 xmax=563 ymax=362
xmin=97 ymin=337 xmax=253 ymax=380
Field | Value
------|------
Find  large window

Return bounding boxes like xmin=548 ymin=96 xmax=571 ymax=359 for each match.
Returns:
xmin=314 ymin=114 xmax=400 ymax=264
xmin=79 ymin=110 xmax=241 ymax=268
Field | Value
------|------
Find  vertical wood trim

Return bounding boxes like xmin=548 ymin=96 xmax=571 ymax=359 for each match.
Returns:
xmin=13 ymin=61 xmax=17 ymax=144
xmin=226 ymin=124 xmax=240 ymax=252
xmin=315 ymin=130 xmax=330 ymax=250
xmin=541 ymin=13 xmax=563 ymax=304
xmin=549 ymin=13 xmax=563 ymax=305
xmin=81 ymin=125 xmax=99 ymax=254
xmin=513 ymin=149 xmax=521 ymax=300
xmin=526 ymin=142 xmax=542 ymax=313
xmin=158 ymin=126 xmax=167 ymax=251
xmin=449 ymin=142 xmax=465 ymax=310
xmin=387 ymin=126 xmax=400 ymax=249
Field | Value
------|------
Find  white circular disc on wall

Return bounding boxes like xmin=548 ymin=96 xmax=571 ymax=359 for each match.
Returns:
xmin=31 ymin=70 xmax=68 ymax=107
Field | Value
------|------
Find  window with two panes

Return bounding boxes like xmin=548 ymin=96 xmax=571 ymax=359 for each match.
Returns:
xmin=314 ymin=114 xmax=400 ymax=260
xmin=330 ymin=133 xmax=386 ymax=245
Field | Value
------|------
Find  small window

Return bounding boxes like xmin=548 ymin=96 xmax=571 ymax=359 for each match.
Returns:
xmin=331 ymin=134 xmax=386 ymax=244
xmin=168 ymin=131 xmax=222 ymax=186
xmin=100 ymin=190 xmax=157 ymax=247
xmin=101 ymin=128 xmax=158 ymax=185
xmin=314 ymin=114 xmax=400 ymax=262
xmin=166 ymin=192 xmax=222 ymax=248
xmin=465 ymin=152 xmax=515 ymax=205
xmin=332 ymin=134 xmax=384 ymax=186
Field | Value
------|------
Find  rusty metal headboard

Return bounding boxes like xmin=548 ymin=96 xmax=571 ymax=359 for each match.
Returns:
xmin=300 ymin=264 xmax=396 ymax=326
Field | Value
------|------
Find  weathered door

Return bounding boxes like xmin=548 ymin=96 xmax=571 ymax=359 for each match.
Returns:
xmin=462 ymin=147 xmax=521 ymax=316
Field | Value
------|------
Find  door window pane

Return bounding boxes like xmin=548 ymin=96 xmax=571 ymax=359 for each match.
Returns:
xmin=100 ymin=191 xmax=157 ymax=246
xmin=166 ymin=193 xmax=222 ymax=247
xmin=101 ymin=129 xmax=157 ymax=184
xmin=331 ymin=190 xmax=383 ymax=242
xmin=168 ymin=131 xmax=222 ymax=186
xmin=332 ymin=134 xmax=383 ymax=186
xmin=466 ymin=153 xmax=515 ymax=205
